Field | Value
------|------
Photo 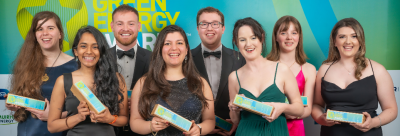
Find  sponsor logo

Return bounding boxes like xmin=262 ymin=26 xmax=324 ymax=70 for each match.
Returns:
xmin=0 ymin=114 xmax=16 ymax=125
xmin=0 ymin=89 xmax=9 ymax=100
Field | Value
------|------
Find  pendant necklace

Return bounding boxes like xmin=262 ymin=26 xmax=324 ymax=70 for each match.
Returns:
xmin=42 ymin=51 xmax=61 ymax=81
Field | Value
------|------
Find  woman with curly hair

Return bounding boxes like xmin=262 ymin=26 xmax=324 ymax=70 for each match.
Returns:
xmin=47 ymin=26 xmax=128 ymax=136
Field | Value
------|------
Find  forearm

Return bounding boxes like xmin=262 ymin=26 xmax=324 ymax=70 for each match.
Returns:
xmin=110 ymin=115 xmax=128 ymax=127
xmin=48 ymin=114 xmax=83 ymax=133
xmin=283 ymin=102 xmax=303 ymax=117
xmin=311 ymin=104 xmax=325 ymax=124
xmin=371 ymin=108 xmax=397 ymax=128
xmin=130 ymin=119 xmax=152 ymax=135
xmin=198 ymin=118 xmax=215 ymax=135
xmin=229 ymin=111 xmax=241 ymax=124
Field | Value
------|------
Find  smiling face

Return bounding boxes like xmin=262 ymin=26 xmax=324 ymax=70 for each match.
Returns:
xmin=276 ymin=22 xmax=299 ymax=53
xmin=74 ymin=32 xmax=100 ymax=68
xmin=334 ymin=27 xmax=360 ymax=58
xmin=35 ymin=18 xmax=62 ymax=50
xmin=237 ymin=25 xmax=263 ymax=61
xmin=111 ymin=11 xmax=141 ymax=47
xmin=162 ymin=32 xmax=188 ymax=67
xmin=197 ymin=12 xmax=225 ymax=50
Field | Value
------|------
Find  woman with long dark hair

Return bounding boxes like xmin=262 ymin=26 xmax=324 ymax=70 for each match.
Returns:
xmin=267 ymin=15 xmax=316 ymax=136
xmin=130 ymin=25 xmax=215 ymax=136
xmin=5 ymin=11 xmax=77 ymax=136
xmin=47 ymin=26 xmax=128 ymax=136
xmin=312 ymin=18 xmax=397 ymax=136
xmin=228 ymin=17 xmax=303 ymax=136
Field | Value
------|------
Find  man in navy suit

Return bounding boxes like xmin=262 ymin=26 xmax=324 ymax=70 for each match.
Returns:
xmin=191 ymin=7 xmax=245 ymax=136
xmin=107 ymin=4 xmax=151 ymax=136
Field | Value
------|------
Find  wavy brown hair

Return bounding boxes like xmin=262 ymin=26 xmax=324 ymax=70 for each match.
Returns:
xmin=10 ymin=11 xmax=64 ymax=122
xmin=323 ymin=18 xmax=366 ymax=80
xmin=267 ymin=15 xmax=307 ymax=65
xmin=138 ymin=25 xmax=209 ymax=119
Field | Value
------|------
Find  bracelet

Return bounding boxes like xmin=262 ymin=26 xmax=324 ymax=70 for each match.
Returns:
xmin=150 ymin=121 xmax=158 ymax=136
xmin=65 ymin=116 xmax=70 ymax=129
xmin=109 ymin=115 xmax=118 ymax=125
xmin=376 ymin=116 xmax=381 ymax=128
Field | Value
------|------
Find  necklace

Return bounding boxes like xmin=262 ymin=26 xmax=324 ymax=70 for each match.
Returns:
xmin=340 ymin=62 xmax=354 ymax=75
xmin=279 ymin=60 xmax=296 ymax=68
xmin=42 ymin=51 xmax=61 ymax=81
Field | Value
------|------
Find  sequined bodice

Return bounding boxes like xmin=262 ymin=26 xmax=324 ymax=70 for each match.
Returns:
xmin=147 ymin=78 xmax=202 ymax=136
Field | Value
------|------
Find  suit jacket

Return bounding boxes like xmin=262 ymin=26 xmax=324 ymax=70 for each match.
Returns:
xmin=191 ymin=44 xmax=245 ymax=120
xmin=108 ymin=45 xmax=152 ymax=90
xmin=108 ymin=45 xmax=151 ymax=136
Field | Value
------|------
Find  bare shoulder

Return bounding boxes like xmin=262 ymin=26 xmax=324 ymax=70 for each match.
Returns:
xmin=199 ymin=77 xmax=210 ymax=87
xmin=317 ymin=62 xmax=333 ymax=77
xmin=368 ymin=59 xmax=387 ymax=75
xmin=275 ymin=60 xmax=290 ymax=72
xmin=303 ymin=62 xmax=317 ymax=75
xmin=55 ymin=75 xmax=65 ymax=84
xmin=228 ymin=70 xmax=238 ymax=82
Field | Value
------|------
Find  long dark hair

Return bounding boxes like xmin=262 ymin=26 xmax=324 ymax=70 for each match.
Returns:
xmin=10 ymin=11 xmax=64 ymax=122
xmin=232 ymin=17 xmax=267 ymax=56
xmin=267 ymin=15 xmax=308 ymax=65
xmin=323 ymin=18 xmax=366 ymax=80
xmin=139 ymin=25 xmax=209 ymax=119
xmin=72 ymin=26 xmax=124 ymax=115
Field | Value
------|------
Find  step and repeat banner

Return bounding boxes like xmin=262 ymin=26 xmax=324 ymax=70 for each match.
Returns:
xmin=0 ymin=0 xmax=399 ymax=135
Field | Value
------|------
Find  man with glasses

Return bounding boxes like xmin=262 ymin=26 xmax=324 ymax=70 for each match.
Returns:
xmin=191 ymin=6 xmax=245 ymax=136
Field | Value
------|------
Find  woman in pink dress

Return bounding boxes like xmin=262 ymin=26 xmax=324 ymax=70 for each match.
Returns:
xmin=267 ymin=15 xmax=316 ymax=136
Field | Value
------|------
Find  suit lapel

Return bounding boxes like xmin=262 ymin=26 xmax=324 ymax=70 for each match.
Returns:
xmin=192 ymin=44 xmax=210 ymax=84
xmin=108 ymin=46 xmax=119 ymax=70
xmin=131 ymin=46 xmax=146 ymax=89
xmin=215 ymin=46 xmax=233 ymax=103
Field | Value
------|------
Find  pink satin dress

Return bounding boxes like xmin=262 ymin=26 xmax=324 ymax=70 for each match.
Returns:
xmin=286 ymin=66 xmax=306 ymax=136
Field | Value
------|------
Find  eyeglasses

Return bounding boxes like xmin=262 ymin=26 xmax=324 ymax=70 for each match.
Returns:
xmin=198 ymin=21 xmax=223 ymax=29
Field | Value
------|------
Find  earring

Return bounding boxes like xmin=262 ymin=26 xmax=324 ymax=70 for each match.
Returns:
xmin=184 ymin=56 xmax=187 ymax=63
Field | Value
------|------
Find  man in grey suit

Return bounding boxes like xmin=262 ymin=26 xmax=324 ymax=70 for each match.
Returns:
xmin=191 ymin=7 xmax=245 ymax=136
xmin=107 ymin=4 xmax=151 ymax=136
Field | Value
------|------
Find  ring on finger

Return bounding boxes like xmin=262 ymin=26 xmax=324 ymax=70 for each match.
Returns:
xmin=156 ymin=121 xmax=159 ymax=125
xmin=95 ymin=120 xmax=97 ymax=123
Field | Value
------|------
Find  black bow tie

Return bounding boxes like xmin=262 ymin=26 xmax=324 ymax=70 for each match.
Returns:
xmin=117 ymin=48 xmax=135 ymax=59
xmin=203 ymin=50 xmax=221 ymax=59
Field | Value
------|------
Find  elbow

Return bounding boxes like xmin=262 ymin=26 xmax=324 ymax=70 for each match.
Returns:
xmin=47 ymin=124 xmax=57 ymax=133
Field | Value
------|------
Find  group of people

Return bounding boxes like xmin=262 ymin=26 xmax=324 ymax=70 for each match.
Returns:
xmin=5 ymin=4 xmax=397 ymax=136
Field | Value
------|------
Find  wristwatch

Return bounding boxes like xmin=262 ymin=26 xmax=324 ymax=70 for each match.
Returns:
xmin=196 ymin=124 xmax=202 ymax=135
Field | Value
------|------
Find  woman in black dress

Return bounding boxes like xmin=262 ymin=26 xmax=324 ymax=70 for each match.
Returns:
xmin=130 ymin=25 xmax=215 ymax=136
xmin=312 ymin=18 xmax=397 ymax=136
xmin=47 ymin=26 xmax=128 ymax=136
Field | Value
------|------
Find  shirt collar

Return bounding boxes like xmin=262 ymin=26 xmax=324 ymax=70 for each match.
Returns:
xmin=201 ymin=43 xmax=222 ymax=53
xmin=115 ymin=41 xmax=139 ymax=55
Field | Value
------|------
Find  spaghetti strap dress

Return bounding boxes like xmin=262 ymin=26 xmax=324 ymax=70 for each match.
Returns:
xmin=286 ymin=66 xmax=306 ymax=136
xmin=235 ymin=63 xmax=289 ymax=136
xmin=320 ymin=59 xmax=382 ymax=136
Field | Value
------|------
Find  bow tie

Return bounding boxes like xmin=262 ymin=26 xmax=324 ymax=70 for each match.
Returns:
xmin=117 ymin=48 xmax=135 ymax=59
xmin=203 ymin=50 xmax=221 ymax=59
